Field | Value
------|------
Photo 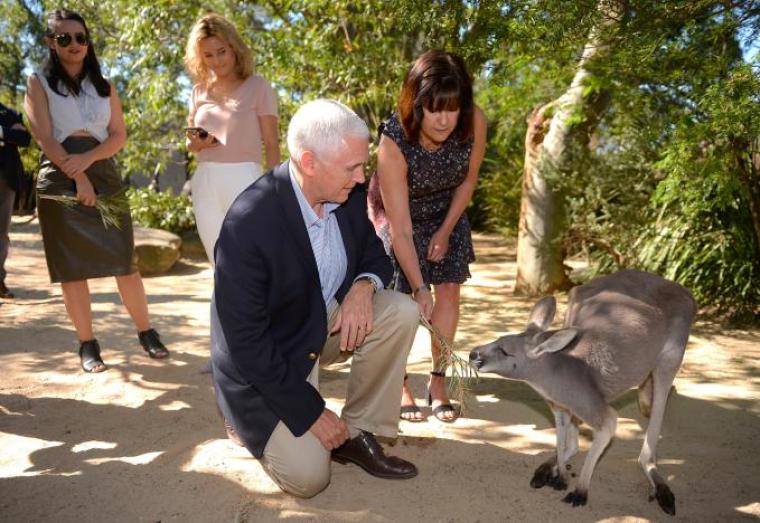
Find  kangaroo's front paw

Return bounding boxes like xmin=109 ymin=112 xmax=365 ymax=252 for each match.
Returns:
xmin=562 ymin=489 xmax=587 ymax=507
xmin=548 ymin=473 xmax=568 ymax=491
xmin=530 ymin=462 xmax=555 ymax=489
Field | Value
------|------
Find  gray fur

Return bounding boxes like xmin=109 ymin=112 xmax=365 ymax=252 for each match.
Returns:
xmin=469 ymin=269 xmax=696 ymax=516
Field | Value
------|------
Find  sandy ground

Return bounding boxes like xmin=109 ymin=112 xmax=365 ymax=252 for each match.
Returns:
xmin=1 ymin=215 xmax=759 ymax=523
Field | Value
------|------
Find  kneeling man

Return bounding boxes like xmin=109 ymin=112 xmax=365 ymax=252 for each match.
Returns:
xmin=211 ymin=99 xmax=419 ymax=497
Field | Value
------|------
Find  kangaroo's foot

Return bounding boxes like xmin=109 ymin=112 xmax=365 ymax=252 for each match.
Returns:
xmin=562 ymin=488 xmax=587 ymax=507
xmin=530 ymin=461 xmax=567 ymax=490
xmin=649 ymin=482 xmax=676 ymax=516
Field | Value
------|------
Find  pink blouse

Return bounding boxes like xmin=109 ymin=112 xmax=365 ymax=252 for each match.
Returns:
xmin=189 ymin=74 xmax=278 ymax=164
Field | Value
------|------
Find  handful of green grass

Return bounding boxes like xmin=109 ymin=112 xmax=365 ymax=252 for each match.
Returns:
xmin=419 ymin=315 xmax=478 ymax=415
xmin=39 ymin=188 xmax=130 ymax=230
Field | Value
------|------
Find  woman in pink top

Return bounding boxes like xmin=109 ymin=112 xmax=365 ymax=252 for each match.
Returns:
xmin=184 ymin=13 xmax=280 ymax=264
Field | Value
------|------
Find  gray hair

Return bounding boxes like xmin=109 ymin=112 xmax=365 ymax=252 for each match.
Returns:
xmin=287 ymin=99 xmax=370 ymax=161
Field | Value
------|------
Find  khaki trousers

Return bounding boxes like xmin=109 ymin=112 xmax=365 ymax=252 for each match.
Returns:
xmin=259 ymin=289 xmax=419 ymax=498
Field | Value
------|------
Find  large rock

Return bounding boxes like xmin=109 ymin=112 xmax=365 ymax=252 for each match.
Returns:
xmin=180 ymin=230 xmax=208 ymax=260
xmin=133 ymin=227 xmax=182 ymax=275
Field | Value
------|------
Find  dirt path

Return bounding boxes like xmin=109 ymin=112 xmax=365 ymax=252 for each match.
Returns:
xmin=1 ymin=217 xmax=758 ymax=522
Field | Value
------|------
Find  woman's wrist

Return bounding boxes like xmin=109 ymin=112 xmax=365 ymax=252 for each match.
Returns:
xmin=438 ymin=224 xmax=454 ymax=238
xmin=83 ymin=149 xmax=98 ymax=163
xmin=412 ymin=283 xmax=430 ymax=299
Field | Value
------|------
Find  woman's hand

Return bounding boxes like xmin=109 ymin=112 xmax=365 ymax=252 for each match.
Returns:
xmin=186 ymin=130 xmax=220 ymax=151
xmin=61 ymin=152 xmax=95 ymax=179
xmin=426 ymin=228 xmax=451 ymax=262
xmin=413 ymin=286 xmax=434 ymax=321
xmin=74 ymin=174 xmax=97 ymax=207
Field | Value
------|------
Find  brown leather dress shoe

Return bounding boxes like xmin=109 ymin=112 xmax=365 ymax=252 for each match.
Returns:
xmin=332 ymin=431 xmax=417 ymax=479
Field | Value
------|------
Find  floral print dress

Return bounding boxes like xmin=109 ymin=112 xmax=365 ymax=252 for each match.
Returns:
xmin=368 ymin=113 xmax=476 ymax=293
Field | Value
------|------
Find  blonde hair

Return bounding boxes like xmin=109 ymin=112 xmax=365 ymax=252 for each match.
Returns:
xmin=184 ymin=13 xmax=254 ymax=87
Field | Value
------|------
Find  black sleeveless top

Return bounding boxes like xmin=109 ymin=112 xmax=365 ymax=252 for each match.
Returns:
xmin=369 ymin=113 xmax=475 ymax=292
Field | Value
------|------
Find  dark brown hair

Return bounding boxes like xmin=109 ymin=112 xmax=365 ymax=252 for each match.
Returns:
xmin=398 ymin=50 xmax=473 ymax=144
xmin=43 ymin=9 xmax=110 ymax=98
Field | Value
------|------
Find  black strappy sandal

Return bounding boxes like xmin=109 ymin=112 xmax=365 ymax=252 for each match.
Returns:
xmin=79 ymin=339 xmax=107 ymax=373
xmin=138 ymin=328 xmax=170 ymax=359
xmin=427 ymin=370 xmax=458 ymax=423
xmin=400 ymin=374 xmax=425 ymax=422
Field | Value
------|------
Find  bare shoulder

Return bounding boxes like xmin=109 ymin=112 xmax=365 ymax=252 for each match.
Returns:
xmin=378 ymin=134 xmax=405 ymax=161
xmin=377 ymin=135 xmax=409 ymax=179
xmin=473 ymin=104 xmax=487 ymax=127
xmin=26 ymin=72 xmax=42 ymax=90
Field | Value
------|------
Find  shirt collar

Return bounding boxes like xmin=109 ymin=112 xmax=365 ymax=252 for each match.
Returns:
xmin=288 ymin=162 xmax=340 ymax=227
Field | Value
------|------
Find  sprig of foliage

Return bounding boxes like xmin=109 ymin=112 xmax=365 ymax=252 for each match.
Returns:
xmin=419 ymin=315 xmax=478 ymax=415
xmin=39 ymin=188 xmax=130 ymax=230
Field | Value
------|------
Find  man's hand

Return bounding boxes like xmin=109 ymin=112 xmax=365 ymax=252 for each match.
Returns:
xmin=309 ymin=408 xmax=350 ymax=450
xmin=329 ymin=279 xmax=374 ymax=351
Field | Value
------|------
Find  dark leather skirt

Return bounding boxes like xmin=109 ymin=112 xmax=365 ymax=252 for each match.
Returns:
xmin=36 ymin=136 xmax=137 ymax=283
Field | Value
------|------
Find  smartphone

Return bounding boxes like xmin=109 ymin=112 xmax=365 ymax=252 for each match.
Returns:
xmin=185 ymin=127 xmax=209 ymax=139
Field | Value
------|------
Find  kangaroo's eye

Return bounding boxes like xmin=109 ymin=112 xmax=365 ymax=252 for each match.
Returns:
xmin=498 ymin=347 xmax=513 ymax=357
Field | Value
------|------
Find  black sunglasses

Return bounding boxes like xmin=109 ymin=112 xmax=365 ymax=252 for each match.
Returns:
xmin=52 ymin=32 xmax=89 ymax=47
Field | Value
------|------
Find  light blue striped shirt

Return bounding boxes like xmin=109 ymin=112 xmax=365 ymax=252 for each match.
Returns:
xmin=288 ymin=165 xmax=382 ymax=308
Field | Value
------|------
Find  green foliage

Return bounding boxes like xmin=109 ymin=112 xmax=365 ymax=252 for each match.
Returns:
xmin=633 ymin=66 xmax=760 ymax=313
xmin=127 ymin=186 xmax=196 ymax=235
xmin=480 ymin=1 xmax=760 ymax=315
xmin=471 ymin=75 xmax=553 ymax=233
xmin=0 ymin=1 xmax=46 ymax=178
xmin=2 ymin=0 xmax=759 ymax=315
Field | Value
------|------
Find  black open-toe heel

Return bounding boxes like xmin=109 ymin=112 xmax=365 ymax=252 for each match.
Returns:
xmin=79 ymin=339 xmax=107 ymax=373
xmin=138 ymin=328 xmax=170 ymax=359
xmin=400 ymin=374 xmax=425 ymax=422
xmin=427 ymin=370 xmax=458 ymax=423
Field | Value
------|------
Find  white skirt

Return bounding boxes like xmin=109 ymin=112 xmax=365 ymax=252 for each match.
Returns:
xmin=191 ymin=161 xmax=263 ymax=265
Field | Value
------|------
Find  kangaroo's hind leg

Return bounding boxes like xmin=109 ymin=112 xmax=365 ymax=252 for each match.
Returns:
xmin=638 ymin=373 xmax=653 ymax=419
xmin=638 ymin=325 xmax=689 ymax=516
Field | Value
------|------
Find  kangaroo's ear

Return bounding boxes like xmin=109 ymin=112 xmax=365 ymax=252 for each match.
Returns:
xmin=527 ymin=296 xmax=556 ymax=332
xmin=527 ymin=328 xmax=579 ymax=359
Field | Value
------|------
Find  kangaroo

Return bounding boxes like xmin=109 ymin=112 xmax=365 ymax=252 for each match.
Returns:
xmin=469 ymin=269 xmax=697 ymax=516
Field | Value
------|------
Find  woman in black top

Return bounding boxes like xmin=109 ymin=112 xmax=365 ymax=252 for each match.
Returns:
xmin=369 ymin=50 xmax=487 ymax=422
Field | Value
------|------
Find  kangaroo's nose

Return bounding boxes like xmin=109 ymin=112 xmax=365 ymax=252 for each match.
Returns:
xmin=469 ymin=349 xmax=483 ymax=370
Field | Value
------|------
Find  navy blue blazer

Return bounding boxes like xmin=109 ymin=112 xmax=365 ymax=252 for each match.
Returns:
xmin=211 ymin=160 xmax=393 ymax=457
xmin=0 ymin=103 xmax=31 ymax=192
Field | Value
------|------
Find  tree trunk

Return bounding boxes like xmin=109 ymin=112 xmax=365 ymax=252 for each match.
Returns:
xmin=745 ymin=137 xmax=760 ymax=252
xmin=515 ymin=0 xmax=624 ymax=295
